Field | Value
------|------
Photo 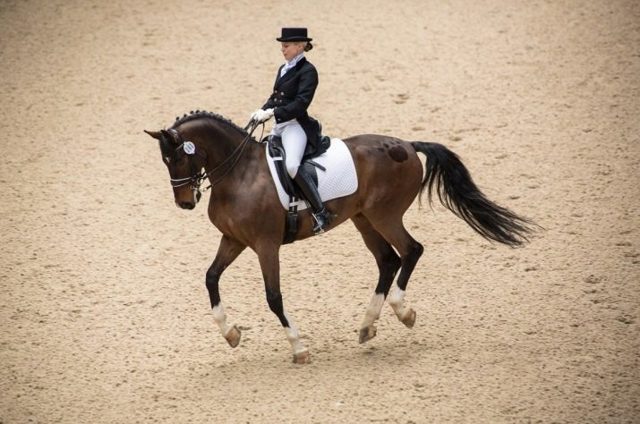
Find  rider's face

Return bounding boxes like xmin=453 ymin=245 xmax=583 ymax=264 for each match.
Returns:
xmin=281 ymin=42 xmax=305 ymax=62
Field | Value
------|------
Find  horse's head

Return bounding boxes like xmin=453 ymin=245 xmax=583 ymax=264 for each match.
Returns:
xmin=144 ymin=128 xmax=206 ymax=210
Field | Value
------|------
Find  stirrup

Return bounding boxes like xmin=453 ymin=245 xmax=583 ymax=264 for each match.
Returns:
xmin=312 ymin=209 xmax=330 ymax=234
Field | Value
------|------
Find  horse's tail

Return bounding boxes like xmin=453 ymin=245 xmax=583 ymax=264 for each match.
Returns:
xmin=412 ymin=141 xmax=537 ymax=247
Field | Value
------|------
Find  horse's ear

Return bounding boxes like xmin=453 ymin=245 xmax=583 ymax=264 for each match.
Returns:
xmin=144 ymin=129 xmax=162 ymax=140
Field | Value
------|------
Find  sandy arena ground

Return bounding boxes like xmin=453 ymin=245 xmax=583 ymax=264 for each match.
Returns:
xmin=1 ymin=0 xmax=639 ymax=422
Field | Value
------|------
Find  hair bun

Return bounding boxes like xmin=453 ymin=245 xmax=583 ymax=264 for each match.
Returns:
xmin=304 ymin=42 xmax=313 ymax=52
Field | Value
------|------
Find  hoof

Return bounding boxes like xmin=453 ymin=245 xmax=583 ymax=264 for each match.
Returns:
xmin=224 ymin=325 xmax=241 ymax=348
xmin=292 ymin=349 xmax=311 ymax=364
xmin=359 ymin=325 xmax=377 ymax=344
xmin=400 ymin=309 xmax=416 ymax=328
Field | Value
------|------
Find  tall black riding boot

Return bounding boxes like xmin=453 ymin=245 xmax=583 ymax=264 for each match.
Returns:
xmin=293 ymin=167 xmax=331 ymax=234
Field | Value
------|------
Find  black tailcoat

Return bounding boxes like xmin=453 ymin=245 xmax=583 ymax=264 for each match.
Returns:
xmin=262 ymin=57 xmax=321 ymax=147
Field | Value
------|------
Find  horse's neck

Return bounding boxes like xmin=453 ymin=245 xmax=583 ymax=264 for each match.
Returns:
xmin=184 ymin=122 xmax=243 ymax=163
xmin=192 ymin=122 xmax=260 ymax=179
xmin=209 ymin=130 xmax=243 ymax=161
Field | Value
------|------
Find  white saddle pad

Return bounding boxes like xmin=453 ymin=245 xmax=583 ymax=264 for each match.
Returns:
xmin=265 ymin=138 xmax=358 ymax=210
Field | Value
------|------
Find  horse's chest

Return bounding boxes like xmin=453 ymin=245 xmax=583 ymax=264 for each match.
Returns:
xmin=207 ymin=203 xmax=264 ymax=244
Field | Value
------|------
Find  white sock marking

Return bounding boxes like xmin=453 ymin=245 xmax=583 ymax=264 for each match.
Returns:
xmin=283 ymin=312 xmax=307 ymax=355
xmin=212 ymin=304 xmax=232 ymax=337
xmin=361 ymin=293 xmax=385 ymax=329
xmin=388 ymin=287 xmax=408 ymax=319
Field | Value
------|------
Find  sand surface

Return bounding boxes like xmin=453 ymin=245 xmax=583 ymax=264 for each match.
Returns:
xmin=1 ymin=0 xmax=639 ymax=422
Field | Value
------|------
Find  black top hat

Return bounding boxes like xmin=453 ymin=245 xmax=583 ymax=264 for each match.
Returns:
xmin=276 ymin=27 xmax=313 ymax=42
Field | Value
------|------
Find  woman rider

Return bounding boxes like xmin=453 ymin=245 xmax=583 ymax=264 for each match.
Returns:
xmin=250 ymin=27 xmax=331 ymax=234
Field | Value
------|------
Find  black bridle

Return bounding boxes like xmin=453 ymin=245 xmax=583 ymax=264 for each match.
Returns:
xmin=169 ymin=120 xmax=263 ymax=200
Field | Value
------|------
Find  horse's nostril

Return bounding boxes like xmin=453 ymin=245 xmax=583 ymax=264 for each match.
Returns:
xmin=178 ymin=201 xmax=195 ymax=210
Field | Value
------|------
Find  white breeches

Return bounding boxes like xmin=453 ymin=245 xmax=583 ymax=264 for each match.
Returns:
xmin=271 ymin=119 xmax=307 ymax=178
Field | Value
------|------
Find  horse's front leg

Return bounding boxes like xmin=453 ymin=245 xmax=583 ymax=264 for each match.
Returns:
xmin=206 ymin=235 xmax=246 ymax=348
xmin=256 ymin=244 xmax=310 ymax=364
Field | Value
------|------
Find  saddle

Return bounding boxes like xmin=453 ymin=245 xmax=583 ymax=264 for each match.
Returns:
xmin=266 ymin=134 xmax=331 ymax=197
xmin=266 ymin=133 xmax=331 ymax=244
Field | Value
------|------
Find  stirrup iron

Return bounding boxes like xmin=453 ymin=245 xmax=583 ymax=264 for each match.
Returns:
xmin=311 ymin=208 xmax=330 ymax=234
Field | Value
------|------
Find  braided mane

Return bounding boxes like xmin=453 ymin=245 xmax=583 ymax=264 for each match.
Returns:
xmin=170 ymin=110 xmax=248 ymax=137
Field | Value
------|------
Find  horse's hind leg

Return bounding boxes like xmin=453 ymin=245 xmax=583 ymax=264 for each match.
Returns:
xmin=206 ymin=235 xmax=246 ymax=347
xmin=352 ymin=214 xmax=401 ymax=343
xmin=369 ymin=217 xmax=424 ymax=329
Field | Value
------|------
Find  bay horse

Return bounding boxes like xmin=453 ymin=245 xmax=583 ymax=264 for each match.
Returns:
xmin=144 ymin=111 xmax=535 ymax=363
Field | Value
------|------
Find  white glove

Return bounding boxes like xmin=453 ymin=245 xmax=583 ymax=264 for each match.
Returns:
xmin=251 ymin=108 xmax=274 ymax=123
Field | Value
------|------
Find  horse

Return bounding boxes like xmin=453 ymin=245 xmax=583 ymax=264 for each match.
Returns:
xmin=144 ymin=111 xmax=536 ymax=363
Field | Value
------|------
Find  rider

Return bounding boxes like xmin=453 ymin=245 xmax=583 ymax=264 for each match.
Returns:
xmin=250 ymin=27 xmax=331 ymax=234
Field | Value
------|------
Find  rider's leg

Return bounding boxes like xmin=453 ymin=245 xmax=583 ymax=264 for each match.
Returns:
xmin=279 ymin=121 xmax=306 ymax=178
xmin=294 ymin=166 xmax=331 ymax=233
xmin=279 ymin=121 xmax=331 ymax=234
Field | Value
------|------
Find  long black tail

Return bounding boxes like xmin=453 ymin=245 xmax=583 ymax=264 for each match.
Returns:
xmin=412 ymin=142 xmax=537 ymax=247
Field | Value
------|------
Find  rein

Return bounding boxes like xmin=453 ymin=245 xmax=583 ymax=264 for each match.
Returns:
xmin=171 ymin=120 xmax=263 ymax=196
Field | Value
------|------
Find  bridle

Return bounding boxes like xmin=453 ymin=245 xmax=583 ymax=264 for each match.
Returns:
xmin=168 ymin=120 xmax=263 ymax=201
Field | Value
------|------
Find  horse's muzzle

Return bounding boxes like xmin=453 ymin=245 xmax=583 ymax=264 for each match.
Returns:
xmin=174 ymin=186 xmax=201 ymax=210
xmin=177 ymin=200 xmax=196 ymax=210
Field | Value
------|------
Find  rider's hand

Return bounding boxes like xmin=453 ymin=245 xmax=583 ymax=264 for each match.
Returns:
xmin=262 ymin=108 xmax=274 ymax=122
xmin=251 ymin=108 xmax=274 ymax=123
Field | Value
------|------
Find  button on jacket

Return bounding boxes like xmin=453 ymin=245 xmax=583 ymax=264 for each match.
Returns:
xmin=262 ymin=57 xmax=321 ymax=145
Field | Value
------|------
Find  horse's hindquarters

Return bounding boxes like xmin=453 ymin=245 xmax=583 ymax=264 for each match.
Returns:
xmin=345 ymin=135 xmax=424 ymax=214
